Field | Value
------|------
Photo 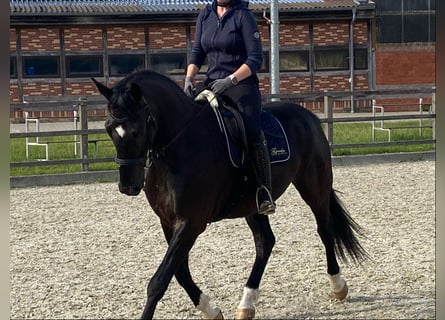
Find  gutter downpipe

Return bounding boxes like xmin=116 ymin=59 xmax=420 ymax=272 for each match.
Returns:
xmin=349 ymin=7 xmax=357 ymax=113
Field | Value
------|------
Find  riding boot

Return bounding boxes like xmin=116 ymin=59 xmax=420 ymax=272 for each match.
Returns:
xmin=251 ymin=133 xmax=276 ymax=215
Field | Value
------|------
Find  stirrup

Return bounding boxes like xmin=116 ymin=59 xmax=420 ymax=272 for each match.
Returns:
xmin=256 ymin=186 xmax=276 ymax=215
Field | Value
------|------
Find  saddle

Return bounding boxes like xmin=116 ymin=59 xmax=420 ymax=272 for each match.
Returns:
xmin=194 ymin=89 xmax=290 ymax=168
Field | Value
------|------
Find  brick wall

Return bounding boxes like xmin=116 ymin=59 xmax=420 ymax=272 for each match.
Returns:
xmin=10 ymin=18 xmax=390 ymax=119
xmin=64 ymin=26 xmax=103 ymax=51
xmin=10 ymin=83 xmax=19 ymax=103
xmin=65 ymin=82 xmax=99 ymax=96
xmin=149 ymin=24 xmax=187 ymax=49
xmin=22 ymin=82 xmax=62 ymax=97
xmin=258 ymin=24 xmax=269 ymax=45
xmin=279 ymin=23 xmax=309 ymax=46
xmin=20 ymin=27 xmax=60 ymax=51
xmin=313 ymin=21 xmax=349 ymax=46
xmin=10 ymin=29 xmax=17 ymax=52
xmin=353 ymin=21 xmax=368 ymax=44
xmin=375 ymin=44 xmax=435 ymax=86
xmin=107 ymin=26 xmax=145 ymax=50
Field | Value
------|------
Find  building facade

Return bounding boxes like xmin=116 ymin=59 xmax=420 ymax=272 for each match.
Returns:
xmin=17 ymin=0 xmax=432 ymax=119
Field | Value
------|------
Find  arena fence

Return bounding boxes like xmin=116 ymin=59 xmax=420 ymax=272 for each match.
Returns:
xmin=10 ymin=88 xmax=436 ymax=186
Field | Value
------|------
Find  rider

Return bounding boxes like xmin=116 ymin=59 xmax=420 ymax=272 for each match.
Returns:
xmin=183 ymin=0 xmax=275 ymax=215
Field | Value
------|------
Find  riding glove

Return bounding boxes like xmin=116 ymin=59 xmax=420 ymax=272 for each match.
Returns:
xmin=183 ymin=76 xmax=195 ymax=98
xmin=210 ymin=76 xmax=233 ymax=94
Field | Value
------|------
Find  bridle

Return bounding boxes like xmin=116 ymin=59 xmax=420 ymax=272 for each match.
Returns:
xmin=110 ymin=92 xmax=154 ymax=168
xmin=110 ymin=90 xmax=209 ymax=169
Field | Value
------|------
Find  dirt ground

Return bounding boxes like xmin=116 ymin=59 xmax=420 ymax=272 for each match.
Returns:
xmin=10 ymin=160 xmax=435 ymax=319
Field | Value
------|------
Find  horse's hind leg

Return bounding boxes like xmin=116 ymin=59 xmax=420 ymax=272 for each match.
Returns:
xmin=313 ymin=197 xmax=349 ymax=300
xmin=293 ymin=181 xmax=349 ymax=300
xmin=235 ymin=214 xmax=276 ymax=320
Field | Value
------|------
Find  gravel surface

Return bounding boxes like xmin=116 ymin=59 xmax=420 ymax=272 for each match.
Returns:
xmin=10 ymin=160 xmax=435 ymax=319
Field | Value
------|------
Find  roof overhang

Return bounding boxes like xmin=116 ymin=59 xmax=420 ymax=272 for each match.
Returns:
xmin=10 ymin=0 xmax=375 ymax=26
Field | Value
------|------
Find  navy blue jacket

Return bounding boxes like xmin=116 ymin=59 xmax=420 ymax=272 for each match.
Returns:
xmin=189 ymin=0 xmax=263 ymax=82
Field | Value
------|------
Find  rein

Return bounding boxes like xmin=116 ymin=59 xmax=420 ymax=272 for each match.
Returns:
xmin=147 ymin=101 xmax=208 ymax=164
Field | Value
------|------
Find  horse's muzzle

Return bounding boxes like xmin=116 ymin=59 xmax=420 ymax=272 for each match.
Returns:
xmin=118 ymin=183 xmax=142 ymax=196
xmin=118 ymin=165 xmax=145 ymax=196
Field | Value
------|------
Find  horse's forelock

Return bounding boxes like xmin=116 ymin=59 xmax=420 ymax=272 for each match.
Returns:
xmin=108 ymin=89 xmax=134 ymax=121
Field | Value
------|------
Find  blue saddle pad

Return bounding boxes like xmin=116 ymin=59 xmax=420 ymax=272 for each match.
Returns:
xmin=261 ymin=111 xmax=290 ymax=164
xmin=225 ymin=111 xmax=290 ymax=167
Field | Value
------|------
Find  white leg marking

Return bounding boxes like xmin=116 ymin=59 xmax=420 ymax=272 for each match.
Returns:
xmin=237 ymin=287 xmax=259 ymax=310
xmin=197 ymin=293 xmax=221 ymax=319
xmin=115 ymin=125 xmax=126 ymax=138
xmin=328 ymin=270 xmax=346 ymax=293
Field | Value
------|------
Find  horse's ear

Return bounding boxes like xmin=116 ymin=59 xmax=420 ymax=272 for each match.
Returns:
xmin=128 ymin=82 xmax=143 ymax=104
xmin=91 ymin=78 xmax=113 ymax=101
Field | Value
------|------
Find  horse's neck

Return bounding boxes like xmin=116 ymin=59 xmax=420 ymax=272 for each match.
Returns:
xmin=153 ymin=95 xmax=201 ymax=144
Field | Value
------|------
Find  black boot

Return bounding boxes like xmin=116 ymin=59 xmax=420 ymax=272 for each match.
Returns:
xmin=251 ymin=133 xmax=276 ymax=215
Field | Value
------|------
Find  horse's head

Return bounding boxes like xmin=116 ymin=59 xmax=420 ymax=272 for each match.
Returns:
xmin=92 ymin=77 xmax=150 ymax=196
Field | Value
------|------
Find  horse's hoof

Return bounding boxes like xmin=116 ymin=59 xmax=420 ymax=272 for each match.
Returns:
xmin=234 ymin=308 xmax=255 ymax=320
xmin=331 ymin=282 xmax=348 ymax=300
xmin=214 ymin=310 xmax=224 ymax=319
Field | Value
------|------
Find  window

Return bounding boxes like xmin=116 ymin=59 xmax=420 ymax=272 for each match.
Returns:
xmin=66 ymin=55 xmax=103 ymax=78
xmin=279 ymin=51 xmax=309 ymax=72
xmin=376 ymin=0 xmax=435 ymax=43
xmin=23 ymin=56 xmax=60 ymax=78
xmin=260 ymin=52 xmax=269 ymax=72
xmin=109 ymin=54 xmax=145 ymax=76
xmin=150 ymin=53 xmax=186 ymax=75
xmin=314 ymin=47 xmax=367 ymax=71
xmin=354 ymin=48 xmax=368 ymax=70
xmin=197 ymin=57 xmax=209 ymax=74
xmin=314 ymin=48 xmax=349 ymax=71
xmin=10 ymin=56 xmax=17 ymax=78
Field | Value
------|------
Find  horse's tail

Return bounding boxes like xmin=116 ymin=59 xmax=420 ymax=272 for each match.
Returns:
xmin=330 ymin=189 xmax=369 ymax=264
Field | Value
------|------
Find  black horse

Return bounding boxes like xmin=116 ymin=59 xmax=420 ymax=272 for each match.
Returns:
xmin=93 ymin=70 xmax=367 ymax=320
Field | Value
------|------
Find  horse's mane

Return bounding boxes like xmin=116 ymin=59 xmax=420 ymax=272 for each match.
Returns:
xmin=110 ymin=70 xmax=186 ymax=118
xmin=113 ymin=70 xmax=182 ymax=95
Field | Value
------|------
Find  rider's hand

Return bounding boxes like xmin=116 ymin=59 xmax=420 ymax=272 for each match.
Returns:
xmin=210 ymin=76 xmax=233 ymax=94
xmin=183 ymin=76 xmax=195 ymax=98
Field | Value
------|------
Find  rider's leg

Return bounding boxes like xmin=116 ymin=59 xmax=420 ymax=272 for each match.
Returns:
xmin=250 ymin=131 xmax=275 ymax=215
xmin=223 ymin=80 xmax=275 ymax=215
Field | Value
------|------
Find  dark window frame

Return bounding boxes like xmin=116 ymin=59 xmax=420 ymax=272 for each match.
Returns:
xmin=150 ymin=52 xmax=187 ymax=75
xmin=22 ymin=55 xmax=60 ymax=78
xmin=314 ymin=47 xmax=349 ymax=71
xmin=66 ymin=55 xmax=103 ymax=78
xmin=313 ymin=46 xmax=368 ymax=71
xmin=10 ymin=56 xmax=17 ymax=78
xmin=279 ymin=50 xmax=309 ymax=72
xmin=353 ymin=47 xmax=368 ymax=70
xmin=376 ymin=0 xmax=435 ymax=44
xmin=109 ymin=54 xmax=145 ymax=76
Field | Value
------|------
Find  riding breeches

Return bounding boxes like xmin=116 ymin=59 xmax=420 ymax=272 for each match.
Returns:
xmin=220 ymin=81 xmax=263 ymax=144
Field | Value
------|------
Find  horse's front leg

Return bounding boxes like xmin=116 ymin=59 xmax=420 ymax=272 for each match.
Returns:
xmin=141 ymin=219 xmax=204 ymax=320
xmin=235 ymin=214 xmax=276 ymax=320
xmin=161 ymin=223 xmax=223 ymax=319
xmin=175 ymin=257 xmax=224 ymax=319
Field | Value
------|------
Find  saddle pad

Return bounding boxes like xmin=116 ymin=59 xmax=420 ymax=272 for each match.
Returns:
xmin=224 ymin=111 xmax=290 ymax=167
xmin=261 ymin=111 xmax=291 ymax=164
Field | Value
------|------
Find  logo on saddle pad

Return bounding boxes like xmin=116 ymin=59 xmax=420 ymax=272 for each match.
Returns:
xmin=195 ymin=89 xmax=290 ymax=168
